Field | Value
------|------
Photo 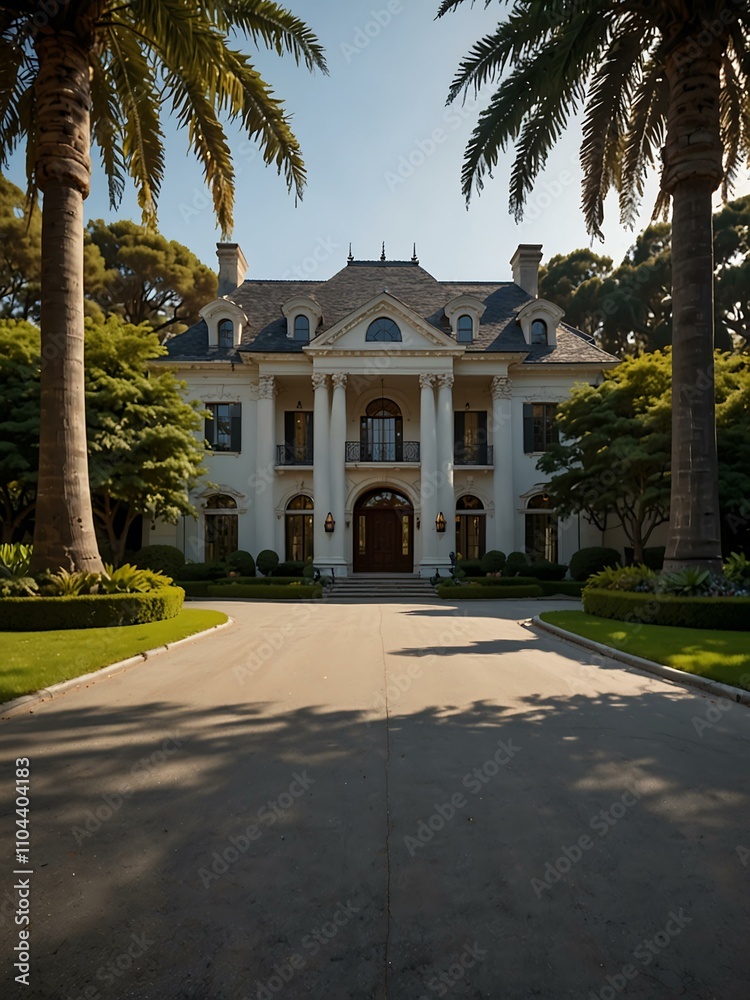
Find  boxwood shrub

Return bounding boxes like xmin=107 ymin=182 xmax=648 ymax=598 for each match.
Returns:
xmin=272 ymin=560 xmax=306 ymax=577
xmin=226 ymin=550 xmax=255 ymax=576
xmin=212 ymin=576 xmax=306 ymax=586
xmin=569 ymin=547 xmax=621 ymax=581
xmin=177 ymin=561 xmax=228 ymax=581
xmin=0 ymin=587 xmax=185 ymax=632
xmin=582 ymin=588 xmax=750 ymax=631
xmin=538 ymin=580 xmax=585 ymax=597
xmin=206 ymin=584 xmax=322 ymax=600
xmin=179 ymin=582 xmax=211 ymax=598
xmin=525 ymin=560 xmax=568 ymax=581
xmin=472 ymin=576 xmax=540 ymax=587
xmin=455 ymin=559 xmax=484 ymax=577
xmin=132 ymin=545 xmax=185 ymax=578
xmin=437 ymin=584 xmax=543 ymax=600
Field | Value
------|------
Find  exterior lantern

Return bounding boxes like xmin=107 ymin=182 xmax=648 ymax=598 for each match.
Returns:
xmin=324 ymin=512 xmax=335 ymax=533
xmin=435 ymin=512 xmax=447 ymax=533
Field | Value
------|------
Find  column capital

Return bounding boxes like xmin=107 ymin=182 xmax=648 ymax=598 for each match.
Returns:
xmin=491 ymin=375 xmax=512 ymax=400
xmin=258 ymin=375 xmax=277 ymax=399
xmin=311 ymin=372 xmax=329 ymax=391
xmin=419 ymin=373 xmax=436 ymax=390
xmin=331 ymin=372 xmax=348 ymax=390
xmin=437 ymin=373 xmax=454 ymax=390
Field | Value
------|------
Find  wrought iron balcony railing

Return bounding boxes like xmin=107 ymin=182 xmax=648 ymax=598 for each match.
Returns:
xmin=276 ymin=444 xmax=314 ymax=466
xmin=345 ymin=441 xmax=420 ymax=463
xmin=454 ymin=444 xmax=494 ymax=466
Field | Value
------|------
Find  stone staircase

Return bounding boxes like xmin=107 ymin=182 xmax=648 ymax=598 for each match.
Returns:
xmin=329 ymin=574 xmax=438 ymax=601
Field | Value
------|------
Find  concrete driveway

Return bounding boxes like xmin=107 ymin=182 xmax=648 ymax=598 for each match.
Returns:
xmin=1 ymin=598 xmax=749 ymax=1000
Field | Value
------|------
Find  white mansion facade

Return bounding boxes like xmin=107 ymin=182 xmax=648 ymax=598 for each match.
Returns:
xmin=153 ymin=243 xmax=619 ymax=575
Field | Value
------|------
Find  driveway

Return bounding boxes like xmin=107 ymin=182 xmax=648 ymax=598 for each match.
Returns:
xmin=1 ymin=598 xmax=749 ymax=999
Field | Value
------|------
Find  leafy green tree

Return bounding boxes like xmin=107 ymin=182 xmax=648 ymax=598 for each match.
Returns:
xmin=714 ymin=194 xmax=750 ymax=353
xmin=539 ymin=350 xmax=750 ymax=561
xmin=0 ymin=2 xmax=326 ymax=574
xmin=538 ymin=249 xmax=613 ymax=339
xmin=439 ymin=0 xmax=750 ymax=573
xmin=85 ymin=319 xmax=208 ymax=565
xmin=0 ymin=320 xmax=39 ymax=542
xmin=85 ymin=219 xmax=217 ymax=340
xmin=0 ymin=177 xmax=41 ymax=322
xmin=537 ymin=353 xmax=672 ymax=564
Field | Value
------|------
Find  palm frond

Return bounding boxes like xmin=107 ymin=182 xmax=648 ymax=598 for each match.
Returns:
xmin=209 ymin=0 xmax=327 ymax=73
xmin=619 ymin=59 xmax=668 ymax=228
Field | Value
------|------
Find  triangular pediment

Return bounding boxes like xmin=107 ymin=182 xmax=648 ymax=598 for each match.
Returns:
xmin=304 ymin=291 xmax=462 ymax=353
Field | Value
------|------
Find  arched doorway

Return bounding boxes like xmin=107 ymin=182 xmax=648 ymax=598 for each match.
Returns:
xmin=354 ymin=488 xmax=414 ymax=573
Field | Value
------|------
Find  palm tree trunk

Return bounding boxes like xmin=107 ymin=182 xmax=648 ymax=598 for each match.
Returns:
xmin=29 ymin=32 xmax=104 ymax=574
xmin=662 ymin=39 xmax=724 ymax=574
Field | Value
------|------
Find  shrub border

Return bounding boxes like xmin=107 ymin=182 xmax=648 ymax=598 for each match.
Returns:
xmin=206 ymin=584 xmax=322 ymax=600
xmin=438 ymin=584 xmax=543 ymax=600
xmin=582 ymin=588 xmax=750 ymax=631
xmin=0 ymin=587 xmax=185 ymax=632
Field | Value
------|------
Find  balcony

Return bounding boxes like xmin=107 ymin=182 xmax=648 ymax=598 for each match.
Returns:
xmin=454 ymin=444 xmax=494 ymax=467
xmin=345 ymin=441 xmax=420 ymax=463
xmin=276 ymin=444 xmax=314 ymax=466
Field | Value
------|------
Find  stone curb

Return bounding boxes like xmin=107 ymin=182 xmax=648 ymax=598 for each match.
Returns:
xmin=531 ymin=615 xmax=750 ymax=707
xmin=1 ymin=617 xmax=234 ymax=720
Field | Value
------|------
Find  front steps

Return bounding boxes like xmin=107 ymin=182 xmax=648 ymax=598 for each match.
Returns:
xmin=329 ymin=574 xmax=437 ymax=600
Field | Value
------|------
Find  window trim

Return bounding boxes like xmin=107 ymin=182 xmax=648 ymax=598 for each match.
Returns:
xmin=522 ymin=402 xmax=558 ymax=454
xmin=456 ymin=314 xmax=474 ymax=343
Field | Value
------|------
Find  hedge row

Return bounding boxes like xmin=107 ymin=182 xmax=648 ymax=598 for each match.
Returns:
xmin=438 ymin=584 xmax=543 ymax=600
xmin=0 ymin=587 xmax=185 ymax=632
xmin=205 ymin=584 xmax=322 ymax=600
xmin=538 ymin=580 xmax=585 ymax=597
xmin=582 ymin=589 xmax=750 ymax=631
xmin=469 ymin=576 xmax=541 ymax=587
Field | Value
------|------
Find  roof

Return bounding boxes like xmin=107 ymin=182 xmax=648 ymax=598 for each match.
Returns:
xmin=165 ymin=259 xmax=619 ymax=366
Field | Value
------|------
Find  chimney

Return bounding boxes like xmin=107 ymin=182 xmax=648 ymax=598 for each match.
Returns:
xmin=216 ymin=242 xmax=248 ymax=296
xmin=510 ymin=244 xmax=543 ymax=298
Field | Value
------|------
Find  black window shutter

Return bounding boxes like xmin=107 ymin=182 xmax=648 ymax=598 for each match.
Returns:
xmin=548 ymin=404 xmax=559 ymax=447
xmin=454 ymin=412 xmax=464 ymax=463
xmin=306 ymin=412 xmax=314 ymax=459
xmin=205 ymin=406 xmax=215 ymax=449
xmin=284 ymin=411 xmax=295 ymax=447
xmin=477 ymin=411 xmax=488 ymax=444
xmin=523 ymin=403 xmax=534 ymax=453
xmin=230 ymin=403 xmax=242 ymax=453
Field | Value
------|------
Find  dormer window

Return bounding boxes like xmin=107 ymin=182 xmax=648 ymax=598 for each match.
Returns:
xmin=531 ymin=319 xmax=548 ymax=345
xmin=218 ymin=318 xmax=234 ymax=348
xmin=456 ymin=314 xmax=473 ymax=343
xmin=294 ymin=315 xmax=310 ymax=343
xmin=366 ymin=317 xmax=401 ymax=342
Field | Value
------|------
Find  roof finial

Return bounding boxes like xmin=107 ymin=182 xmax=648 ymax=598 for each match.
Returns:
xmin=411 ymin=242 xmax=419 ymax=264
xmin=380 ymin=241 xmax=386 ymax=262
xmin=347 ymin=242 xmax=354 ymax=263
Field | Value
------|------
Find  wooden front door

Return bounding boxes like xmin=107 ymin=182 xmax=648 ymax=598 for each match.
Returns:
xmin=354 ymin=490 xmax=413 ymax=573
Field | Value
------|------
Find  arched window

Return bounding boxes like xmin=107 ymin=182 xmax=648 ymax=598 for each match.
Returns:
xmin=293 ymin=315 xmax=310 ymax=343
xmin=218 ymin=318 xmax=234 ymax=348
xmin=524 ymin=493 xmax=558 ymax=562
xmin=204 ymin=493 xmax=238 ymax=561
xmin=360 ymin=398 xmax=403 ymax=461
xmin=531 ymin=319 xmax=548 ymax=345
xmin=456 ymin=314 xmax=473 ymax=343
xmin=455 ymin=494 xmax=486 ymax=560
xmin=366 ymin=317 xmax=401 ymax=342
xmin=285 ymin=495 xmax=314 ymax=562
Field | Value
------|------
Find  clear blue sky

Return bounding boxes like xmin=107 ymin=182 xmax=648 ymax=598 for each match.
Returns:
xmin=7 ymin=1 xmax=749 ymax=281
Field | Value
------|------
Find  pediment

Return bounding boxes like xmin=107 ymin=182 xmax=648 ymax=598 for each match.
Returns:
xmin=304 ymin=291 xmax=461 ymax=353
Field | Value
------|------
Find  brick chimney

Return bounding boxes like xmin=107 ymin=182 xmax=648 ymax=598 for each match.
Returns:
xmin=510 ymin=244 xmax=543 ymax=298
xmin=216 ymin=243 xmax=248 ymax=296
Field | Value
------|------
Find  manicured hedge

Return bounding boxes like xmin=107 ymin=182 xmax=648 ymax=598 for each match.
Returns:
xmin=206 ymin=584 xmax=322 ymax=600
xmin=177 ymin=561 xmax=228 ymax=581
xmin=179 ymin=582 xmax=211 ymax=598
xmin=569 ymin=547 xmax=621 ymax=581
xmin=538 ymin=580 xmax=585 ymax=597
xmin=212 ymin=576 xmax=306 ymax=586
xmin=471 ymin=576 xmax=540 ymax=587
xmin=132 ymin=544 xmax=185 ymax=578
xmin=438 ymin=584 xmax=543 ymax=600
xmin=455 ymin=559 xmax=484 ymax=577
xmin=0 ymin=587 xmax=185 ymax=632
xmin=582 ymin=588 xmax=750 ymax=631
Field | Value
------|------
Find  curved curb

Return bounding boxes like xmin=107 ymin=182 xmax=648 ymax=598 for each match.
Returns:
xmin=0 ymin=616 xmax=234 ymax=720
xmin=531 ymin=615 xmax=750 ymax=708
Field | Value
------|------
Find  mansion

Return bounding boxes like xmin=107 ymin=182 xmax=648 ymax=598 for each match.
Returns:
xmin=153 ymin=243 xmax=619 ymax=576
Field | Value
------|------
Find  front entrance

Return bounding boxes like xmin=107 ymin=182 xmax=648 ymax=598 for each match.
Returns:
xmin=353 ymin=488 xmax=414 ymax=573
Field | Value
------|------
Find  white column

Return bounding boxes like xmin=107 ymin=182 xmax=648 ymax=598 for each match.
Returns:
xmin=419 ymin=374 xmax=438 ymax=573
xmin=255 ymin=375 xmax=277 ymax=550
xmin=491 ymin=375 xmax=515 ymax=553
xmin=312 ymin=373 xmax=331 ymax=567
xmin=329 ymin=373 xmax=348 ymax=573
xmin=436 ymin=373 xmax=455 ymax=566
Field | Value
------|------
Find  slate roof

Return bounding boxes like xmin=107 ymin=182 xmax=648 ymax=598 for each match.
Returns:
xmin=165 ymin=259 xmax=619 ymax=366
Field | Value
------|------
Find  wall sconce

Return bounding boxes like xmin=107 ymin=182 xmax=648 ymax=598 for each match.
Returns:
xmin=416 ymin=517 xmax=420 ymax=530
xmin=465 ymin=402 xmax=470 ymax=410
xmin=435 ymin=512 xmax=446 ymax=533
xmin=324 ymin=512 xmax=335 ymax=533
xmin=296 ymin=400 xmax=303 ymax=410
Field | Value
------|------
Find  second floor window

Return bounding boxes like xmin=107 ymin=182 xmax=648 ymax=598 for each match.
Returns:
xmin=361 ymin=398 xmax=403 ymax=461
xmin=205 ymin=402 xmax=241 ymax=453
xmin=523 ymin=403 xmax=558 ymax=453
xmin=283 ymin=411 xmax=313 ymax=463
xmin=454 ymin=410 xmax=488 ymax=464
xmin=218 ymin=318 xmax=234 ymax=348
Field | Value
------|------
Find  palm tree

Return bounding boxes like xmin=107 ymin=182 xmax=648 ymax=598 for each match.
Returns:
xmin=0 ymin=1 xmax=326 ymax=573
xmin=438 ymin=0 xmax=750 ymax=572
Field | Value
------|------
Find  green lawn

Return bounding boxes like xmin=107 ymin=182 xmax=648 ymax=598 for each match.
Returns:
xmin=540 ymin=611 xmax=750 ymax=691
xmin=0 ymin=609 xmax=228 ymax=704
